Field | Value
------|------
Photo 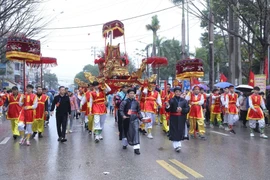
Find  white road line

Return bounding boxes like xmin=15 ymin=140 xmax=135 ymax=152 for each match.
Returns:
xmin=0 ymin=137 xmax=10 ymax=144
xmin=210 ymin=131 xmax=230 ymax=136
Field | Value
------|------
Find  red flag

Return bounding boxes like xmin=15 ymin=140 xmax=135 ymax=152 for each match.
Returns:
xmin=220 ymin=73 xmax=227 ymax=82
xmin=248 ymin=70 xmax=255 ymax=87
xmin=264 ymin=57 xmax=268 ymax=80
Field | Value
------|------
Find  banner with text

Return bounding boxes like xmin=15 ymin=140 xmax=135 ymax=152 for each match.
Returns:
xmin=254 ymin=74 xmax=266 ymax=94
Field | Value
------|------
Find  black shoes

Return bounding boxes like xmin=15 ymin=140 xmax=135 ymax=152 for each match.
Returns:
xmin=13 ymin=135 xmax=18 ymax=140
xmin=184 ymin=136 xmax=189 ymax=140
xmin=123 ymin=146 xmax=127 ymax=149
xmin=57 ymin=137 xmax=62 ymax=141
xmin=198 ymin=134 xmax=207 ymax=140
xmin=38 ymin=133 xmax=43 ymax=138
xmin=31 ymin=132 xmax=37 ymax=139
xmin=89 ymin=130 xmax=92 ymax=135
xmin=134 ymin=149 xmax=140 ymax=155
xmin=230 ymin=129 xmax=236 ymax=134
xmin=61 ymin=138 xmax=67 ymax=142
xmin=175 ymin=147 xmax=181 ymax=153
xmin=142 ymin=129 xmax=147 ymax=135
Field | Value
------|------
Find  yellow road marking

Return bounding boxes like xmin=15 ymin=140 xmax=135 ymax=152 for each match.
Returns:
xmin=169 ymin=159 xmax=204 ymax=178
xmin=156 ymin=160 xmax=188 ymax=179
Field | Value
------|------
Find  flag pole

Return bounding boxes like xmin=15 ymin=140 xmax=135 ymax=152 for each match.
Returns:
xmin=267 ymin=45 xmax=270 ymax=84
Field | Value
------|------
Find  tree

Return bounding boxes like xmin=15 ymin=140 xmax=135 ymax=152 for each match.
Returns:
xmin=155 ymin=39 xmax=182 ymax=80
xmin=0 ymin=0 xmax=49 ymax=55
xmin=173 ymin=0 xmax=270 ymax=74
xmin=146 ymin=15 xmax=160 ymax=57
xmin=44 ymin=72 xmax=59 ymax=90
xmin=83 ymin=64 xmax=99 ymax=75
xmin=74 ymin=64 xmax=99 ymax=84
xmin=128 ymin=60 xmax=137 ymax=74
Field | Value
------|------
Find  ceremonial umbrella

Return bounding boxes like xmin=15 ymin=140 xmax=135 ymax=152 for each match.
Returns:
xmin=236 ymin=85 xmax=254 ymax=92
xmin=214 ymin=82 xmax=233 ymax=89
xmin=5 ymin=36 xmax=41 ymax=92
xmin=143 ymin=57 xmax=168 ymax=84
xmin=102 ymin=20 xmax=124 ymax=39
xmin=26 ymin=57 xmax=57 ymax=87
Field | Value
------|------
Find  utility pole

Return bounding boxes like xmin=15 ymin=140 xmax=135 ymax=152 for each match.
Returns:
xmin=186 ymin=0 xmax=190 ymax=57
xmin=234 ymin=0 xmax=241 ymax=85
xmin=208 ymin=0 xmax=215 ymax=89
xmin=228 ymin=3 xmax=235 ymax=84
xmin=91 ymin=46 xmax=96 ymax=61
xmin=181 ymin=0 xmax=187 ymax=60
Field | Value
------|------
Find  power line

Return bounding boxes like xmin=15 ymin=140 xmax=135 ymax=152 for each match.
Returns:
xmin=43 ymin=24 xmax=182 ymax=51
xmin=41 ymin=6 xmax=177 ymax=30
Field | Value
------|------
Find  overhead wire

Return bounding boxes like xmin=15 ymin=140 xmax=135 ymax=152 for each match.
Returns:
xmin=40 ymin=5 xmax=178 ymax=30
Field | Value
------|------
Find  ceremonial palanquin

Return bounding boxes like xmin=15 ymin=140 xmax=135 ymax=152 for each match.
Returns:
xmin=75 ymin=20 xmax=166 ymax=92
xmin=176 ymin=58 xmax=204 ymax=79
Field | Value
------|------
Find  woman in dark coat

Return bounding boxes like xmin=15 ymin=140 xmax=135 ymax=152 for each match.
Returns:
xmin=166 ymin=87 xmax=190 ymax=152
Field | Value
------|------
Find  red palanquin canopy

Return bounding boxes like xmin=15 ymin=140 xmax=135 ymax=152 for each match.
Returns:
xmin=176 ymin=58 xmax=204 ymax=79
xmin=26 ymin=57 xmax=57 ymax=68
xmin=142 ymin=57 xmax=168 ymax=67
xmin=6 ymin=36 xmax=41 ymax=61
xmin=102 ymin=20 xmax=124 ymax=39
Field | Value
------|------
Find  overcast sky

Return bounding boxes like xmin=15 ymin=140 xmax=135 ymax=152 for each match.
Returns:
xmin=37 ymin=0 xmax=204 ymax=84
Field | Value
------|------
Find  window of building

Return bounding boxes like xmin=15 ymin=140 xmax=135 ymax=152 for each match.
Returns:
xmin=15 ymin=63 xmax=20 ymax=70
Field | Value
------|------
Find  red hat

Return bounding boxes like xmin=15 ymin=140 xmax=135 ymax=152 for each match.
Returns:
xmin=192 ymin=85 xmax=200 ymax=90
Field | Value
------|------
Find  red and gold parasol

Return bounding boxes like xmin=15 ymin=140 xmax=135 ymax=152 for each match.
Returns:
xmin=26 ymin=57 xmax=57 ymax=87
xmin=102 ymin=20 xmax=124 ymax=39
xmin=6 ymin=36 xmax=40 ymax=61
xmin=176 ymin=58 xmax=204 ymax=79
xmin=6 ymin=36 xmax=41 ymax=92
xmin=143 ymin=57 xmax=168 ymax=67
xmin=26 ymin=57 xmax=57 ymax=68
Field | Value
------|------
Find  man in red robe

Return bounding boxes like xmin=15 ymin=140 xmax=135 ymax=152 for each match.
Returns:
xmin=185 ymin=85 xmax=206 ymax=140
xmin=80 ymin=83 xmax=94 ymax=134
xmin=210 ymin=89 xmax=223 ymax=128
xmin=4 ymin=86 xmax=23 ymax=140
xmin=32 ymin=86 xmax=48 ymax=138
xmin=18 ymin=84 xmax=38 ymax=146
xmin=140 ymin=82 xmax=162 ymax=139
xmin=226 ymin=85 xmax=239 ymax=134
xmin=160 ymin=83 xmax=174 ymax=136
xmin=247 ymin=86 xmax=268 ymax=138
xmin=89 ymin=81 xmax=111 ymax=143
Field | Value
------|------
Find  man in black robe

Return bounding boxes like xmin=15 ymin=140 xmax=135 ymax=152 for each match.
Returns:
xmin=166 ymin=87 xmax=190 ymax=152
xmin=119 ymin=88 xmax=142 ymax=155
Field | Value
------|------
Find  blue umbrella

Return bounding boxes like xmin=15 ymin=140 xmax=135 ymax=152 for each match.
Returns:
xmin=214 ymin=82 xmax=233 ymax=89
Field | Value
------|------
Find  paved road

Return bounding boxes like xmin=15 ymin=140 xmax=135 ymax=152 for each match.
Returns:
xmin=0 ymin=115 xmax=269 ymax=180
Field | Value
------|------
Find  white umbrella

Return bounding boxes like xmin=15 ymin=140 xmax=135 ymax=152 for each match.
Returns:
xmin=236 ymin=85 xmax=253 ymax=92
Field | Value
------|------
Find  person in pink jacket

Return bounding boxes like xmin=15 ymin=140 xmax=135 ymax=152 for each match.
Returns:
xmin=67 ymin=91 xmax=79 ymax=133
